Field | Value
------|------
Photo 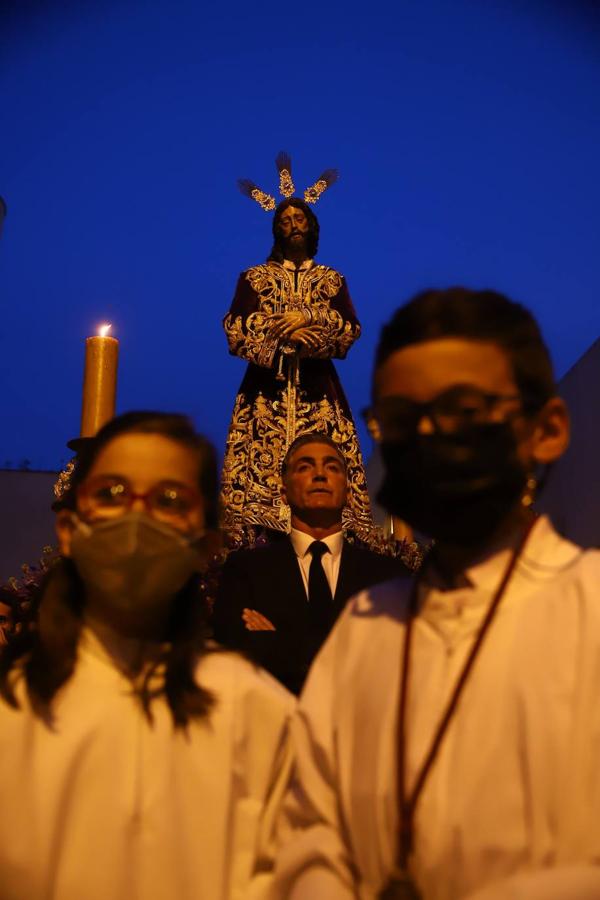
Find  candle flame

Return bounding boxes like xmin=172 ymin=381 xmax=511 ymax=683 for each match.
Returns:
xmin=98 ymin=323 xmax=112 ymax=338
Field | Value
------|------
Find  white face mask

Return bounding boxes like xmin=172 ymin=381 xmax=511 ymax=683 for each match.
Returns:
xmin=69 ymin=511 xmax=203 ymax=627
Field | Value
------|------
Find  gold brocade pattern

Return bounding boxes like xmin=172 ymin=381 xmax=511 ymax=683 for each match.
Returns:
xmin=221 ymin=261 xmax=372 ymax=547
xmin=220 ymin=387 xmax=374 ymax=547
xmin=223 ymin=263 xmax=360 ymax=368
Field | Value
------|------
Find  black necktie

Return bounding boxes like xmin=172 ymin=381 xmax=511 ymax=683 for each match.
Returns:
xmin=307 ymin=540 xmax=334 ymax=633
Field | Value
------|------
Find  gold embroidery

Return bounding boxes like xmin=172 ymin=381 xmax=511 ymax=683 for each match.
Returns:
xmin=223 ymin=310 xmax=279 ymax=367
xmin=222 ymin=263 xmax=361 ymax=369
xmin=220 ymin=386 xmax=374 ymax=547
xmin=221 ymin=261 xmax=371 ymax=547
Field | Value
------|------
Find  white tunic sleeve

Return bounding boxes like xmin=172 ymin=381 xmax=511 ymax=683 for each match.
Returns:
xmin=270 ymin=604 xmax=361 ymax=899
xmin=0 ymin=645 xmax=295 ymax=900
xmin=270 ymin=520 xmax=600 ymax=900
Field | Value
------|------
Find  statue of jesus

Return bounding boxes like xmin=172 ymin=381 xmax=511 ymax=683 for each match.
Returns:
xmin=220 ymin=163 xmax=374 ymax=548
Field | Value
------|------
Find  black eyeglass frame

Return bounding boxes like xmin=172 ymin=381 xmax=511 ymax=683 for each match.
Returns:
xmin=362 ymin=386 xmax=545 ymax=441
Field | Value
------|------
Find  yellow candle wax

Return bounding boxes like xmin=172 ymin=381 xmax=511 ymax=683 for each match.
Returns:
xmin=80 ymin=323 xmax=119 ymax=437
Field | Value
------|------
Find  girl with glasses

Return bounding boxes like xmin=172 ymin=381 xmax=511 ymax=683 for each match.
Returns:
xmin=0 ymin=411 xmax=292 ymax=900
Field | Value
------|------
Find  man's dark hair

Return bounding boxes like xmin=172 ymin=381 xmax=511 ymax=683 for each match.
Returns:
xmin=281 ymin=432 xmax=346 ymax=477
xmin=268 ymin=198 xmax=320 ymax=262
xmin=0 ymin=411 xmax=219 ymax=729
xmin=374 ymin=287 xmax=556 ymax=409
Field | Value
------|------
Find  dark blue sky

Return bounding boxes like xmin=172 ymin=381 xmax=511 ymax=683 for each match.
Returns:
xmin=1 ymin=0 xmax=599 ymax=470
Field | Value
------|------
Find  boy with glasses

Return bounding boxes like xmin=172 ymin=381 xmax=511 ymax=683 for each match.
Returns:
xmin=272 ymin=288 xmax=600 ymax=900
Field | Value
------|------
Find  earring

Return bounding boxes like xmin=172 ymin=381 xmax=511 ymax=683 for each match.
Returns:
xmin=522 ymin=475 xmax=538 ymax=508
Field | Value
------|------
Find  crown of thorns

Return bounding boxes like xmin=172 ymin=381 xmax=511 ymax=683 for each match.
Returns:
xmin=238 ymin=152 xmax=339 ymax=212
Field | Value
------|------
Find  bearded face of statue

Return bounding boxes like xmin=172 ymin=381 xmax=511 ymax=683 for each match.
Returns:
xmin=277 ymin=206 xmax=310 ymax=261
xmin=278 ymin=205 xmax=309 ymax=249
xmin=270 ymin=199 xmax=319 ymax=262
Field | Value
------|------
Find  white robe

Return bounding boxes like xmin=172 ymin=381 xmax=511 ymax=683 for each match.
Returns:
xmin=0 ymin=633 xmax=293 ymax=900
xmin=272 ymin=516 xmax=600 ymax=899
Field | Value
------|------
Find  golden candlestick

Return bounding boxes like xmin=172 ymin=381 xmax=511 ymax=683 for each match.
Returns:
xmin=80 ymin=323 xmax=119 ymax=437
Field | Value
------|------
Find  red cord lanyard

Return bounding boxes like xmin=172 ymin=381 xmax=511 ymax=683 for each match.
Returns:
xmin=396 ymin=516 xmax=537 ymax=873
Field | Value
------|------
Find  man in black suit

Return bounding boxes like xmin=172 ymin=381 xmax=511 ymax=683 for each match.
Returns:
xmin=212 ymin=434 xmax=409 ymax=694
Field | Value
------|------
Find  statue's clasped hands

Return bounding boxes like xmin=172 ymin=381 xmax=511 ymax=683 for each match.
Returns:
xmin=268 ymin=311 xmax=306 ymax=339
xmin=268 ymin=312 xmax=323 ymax=354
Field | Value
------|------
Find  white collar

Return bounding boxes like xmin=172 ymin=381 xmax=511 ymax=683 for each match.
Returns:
xmin=290 ymin=527 xmax=344 ymax=560
xmin=423 ymin=515 xmax=583 ymax=596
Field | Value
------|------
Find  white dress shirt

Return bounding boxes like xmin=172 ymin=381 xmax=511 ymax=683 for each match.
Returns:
xmin=290 ymin=528 xmax=344 ymax=598
xmin=273 ymin=516 xmax=600 ymax=899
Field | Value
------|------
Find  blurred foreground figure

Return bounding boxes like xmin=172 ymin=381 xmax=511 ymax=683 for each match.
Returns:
xmin=0 ymin=412 xmax=292 ymax=900
xmin=272 ymin=289 xmax=600 ymax=900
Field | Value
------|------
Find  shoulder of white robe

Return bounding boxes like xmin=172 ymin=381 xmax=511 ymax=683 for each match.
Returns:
xmin=196 ymin=649 xmax=295 ymax=711
xmin=350 ymin=577 xmax=412 ymax=619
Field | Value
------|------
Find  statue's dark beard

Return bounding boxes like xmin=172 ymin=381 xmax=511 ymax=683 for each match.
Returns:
xmin=283 ymin=233 xmax=307 ymax=254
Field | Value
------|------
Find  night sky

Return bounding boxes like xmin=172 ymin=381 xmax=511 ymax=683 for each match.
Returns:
xmin=1 ymin=0 xmax=599 ymax=471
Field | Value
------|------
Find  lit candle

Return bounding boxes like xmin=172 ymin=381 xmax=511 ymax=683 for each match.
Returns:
xmin=80 ymin=323 xmax=119 ymax=437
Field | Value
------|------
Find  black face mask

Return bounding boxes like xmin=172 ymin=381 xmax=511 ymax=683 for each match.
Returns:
xmin=377 ymin=423 xmax=529 ymax=545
